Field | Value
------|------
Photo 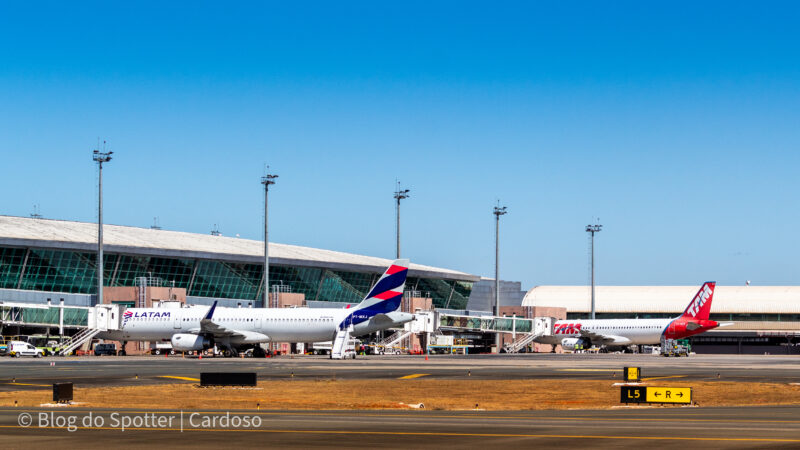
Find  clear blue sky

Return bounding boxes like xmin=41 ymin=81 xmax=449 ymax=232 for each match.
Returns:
xmin=1 ymin=2 xmax=799 ymax=288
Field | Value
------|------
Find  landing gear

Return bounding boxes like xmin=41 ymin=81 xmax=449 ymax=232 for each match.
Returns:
xmin=222 ymin=348 xmax=239 ymax=358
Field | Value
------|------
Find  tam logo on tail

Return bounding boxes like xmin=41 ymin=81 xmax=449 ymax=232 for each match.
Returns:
xmin=681 ymin=282 xmax=715 ymax=320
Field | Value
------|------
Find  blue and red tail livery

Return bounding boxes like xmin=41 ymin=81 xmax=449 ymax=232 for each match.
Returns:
xmin=339 ymin=259 xmax=409 ymax=329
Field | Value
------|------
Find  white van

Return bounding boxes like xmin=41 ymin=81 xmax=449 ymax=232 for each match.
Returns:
xmin=8 ymin=341 xmax=44 ymax=357
xmin=311 ymin=339 xmax=360 ymax=356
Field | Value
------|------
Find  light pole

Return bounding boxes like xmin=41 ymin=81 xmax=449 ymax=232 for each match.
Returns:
xmin=493 ymin=201 xmax=507 ymax=351
xmin=261 ymin=169 xmax=278 ymax=308
xmin=586 ymin=222 xmax=602 ymax=320
xmin=393 ymin=181 xmax=410 ymax=259
xmin=93 ymin=145 xmax=113 ymax=305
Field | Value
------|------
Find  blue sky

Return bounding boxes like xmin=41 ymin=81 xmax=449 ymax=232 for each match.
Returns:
xmin=1 ymin=2 xmax=799 ymax=287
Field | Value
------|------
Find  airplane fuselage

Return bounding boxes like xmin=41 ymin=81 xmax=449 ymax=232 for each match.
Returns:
xmin=535 ymin=316 xmax=719 ymax=347
xmin=101 ymin=305 xmax=412 ymax=345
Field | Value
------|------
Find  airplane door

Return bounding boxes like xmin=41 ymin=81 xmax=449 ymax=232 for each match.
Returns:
xmin=96 ymin=307 xmax=109 ymax=331
xmin=173 ymin=314 xmax=181 ymax=329
xmin=255 ymin=316 xmax=262 ymax=330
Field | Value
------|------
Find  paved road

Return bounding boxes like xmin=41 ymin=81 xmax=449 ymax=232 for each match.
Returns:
xmin=2 ymin=353 xmax=799 ymax=391
xmin=1 ymin=406 xmax=799 ymax=448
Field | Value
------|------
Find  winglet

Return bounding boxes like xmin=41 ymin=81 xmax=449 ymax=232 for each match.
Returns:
xmin=204 ymin=301 xmax=217 ymax=320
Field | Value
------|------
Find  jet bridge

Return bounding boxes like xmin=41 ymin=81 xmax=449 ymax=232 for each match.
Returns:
xmin=390 ymin=311 xmax=556 ymax=354
xmin=0 ymin=302 xmax=122 ymax=354
xmin=1 ymin=301 xmax=89 ymax=335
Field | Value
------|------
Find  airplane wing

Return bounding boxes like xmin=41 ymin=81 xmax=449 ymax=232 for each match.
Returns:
xmin=199 ymin=319 xmax=239 ymax=337
xmin=579 ymin=329 xmax=633 ymax=346
xmin=189 ymin=301 xmax=269 ymax=342
xmin=365 ymin=313 xmax=395 ymax=327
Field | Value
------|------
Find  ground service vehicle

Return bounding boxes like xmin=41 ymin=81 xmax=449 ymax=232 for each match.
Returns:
xmin=661 ymin=338 xmax=690 ymax=356
xmin=311 ymin=339 xmax=360 ymax=357
xmin=150 ymin=341 xmax=175 ymax=355
xmin=94 ymin=343 xmax=117 ymax=356
xmin=27 ymin=335 xmax=67 ymax=356
xmin=7 ymin=341 xmax=45 ymax=357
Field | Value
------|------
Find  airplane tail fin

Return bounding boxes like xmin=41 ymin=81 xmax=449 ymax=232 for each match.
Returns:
xmin=355 ymin=259 xmax=409 ymax=314
xmin=339 ymin=259 xmax=409 ymax=330
xmin=680 ymin=282 xmax=715 ymax=320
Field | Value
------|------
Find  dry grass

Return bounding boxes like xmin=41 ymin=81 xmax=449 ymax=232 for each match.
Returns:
xmin=2 ymin=379 xmax=799 ymax=410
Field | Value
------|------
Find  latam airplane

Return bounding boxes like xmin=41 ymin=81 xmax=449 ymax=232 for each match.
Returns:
xmin=101 ymin=259 xmax=413 ymax=357
xmin=534 ymin=282 xmax=727 ymax=351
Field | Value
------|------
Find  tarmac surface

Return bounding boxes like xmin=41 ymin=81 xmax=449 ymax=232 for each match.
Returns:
xmin=2 ymin=354 xmax=799 ymax=447
xmin=1 ymin=406 xmax=799 ymax=448
xmin=2 ymin=353 xmax=800 ymax=390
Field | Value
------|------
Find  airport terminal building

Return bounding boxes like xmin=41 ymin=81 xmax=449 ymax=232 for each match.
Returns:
xmin=0 ymin=215 xmax=478 ymax=311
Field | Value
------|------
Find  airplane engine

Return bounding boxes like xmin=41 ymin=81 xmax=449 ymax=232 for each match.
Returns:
xmin=171 ymin=334 xmax=211 ymax=351
xmin=561 ymin=337 xmax=591 ymax=351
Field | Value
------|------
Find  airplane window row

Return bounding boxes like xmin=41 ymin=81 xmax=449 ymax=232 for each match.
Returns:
xmin=266 ymin=318 xmax=332 ymax=322
xmin=593 ymin=325 xmax=660 ymax=330
xmin=174 ymin=317 xmax=334 ymax=322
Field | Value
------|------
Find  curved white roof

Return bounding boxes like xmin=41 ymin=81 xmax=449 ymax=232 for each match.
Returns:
xmin=523 ymin=285 xmax=800 ymax=314
xmin=0 ymin=215 xmax=478 ymax=281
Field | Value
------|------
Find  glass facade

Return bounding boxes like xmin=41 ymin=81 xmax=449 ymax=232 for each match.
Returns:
xmin=0 ymin=246 xmax=473 ymax=308
xmin=406 ymin=277 xmax=472 ymax=309
xmin=19 ymin=249 xmax=97 ymax=293
xmin=0 ymin=247 xmax=26 ymax=289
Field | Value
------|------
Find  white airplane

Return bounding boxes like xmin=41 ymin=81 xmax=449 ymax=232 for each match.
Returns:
xmin=534 ymin=282 xmax=727 ymax=351
xmin=102 ymin=259 xmax=413 ymax=357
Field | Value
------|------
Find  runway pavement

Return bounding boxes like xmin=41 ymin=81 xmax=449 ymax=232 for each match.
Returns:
xmin=1 ymin=406 xmax=799 ymax=448
xmin=2 ymin=353 xmax=799 ymax=391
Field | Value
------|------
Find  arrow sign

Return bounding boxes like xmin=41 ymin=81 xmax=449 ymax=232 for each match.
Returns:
xmin=645 ymin=387 xmax=691 ymax=404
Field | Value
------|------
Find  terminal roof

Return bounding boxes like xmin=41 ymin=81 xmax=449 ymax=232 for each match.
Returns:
xmin=0 ymin=215 xmax=478 ymax=282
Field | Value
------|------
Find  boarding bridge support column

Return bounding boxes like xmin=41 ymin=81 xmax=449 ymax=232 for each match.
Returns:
xmin=512 ymin=314 xmax=516 ymax=342
xmin=59 ymin=299 xmax=64 ymax=336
